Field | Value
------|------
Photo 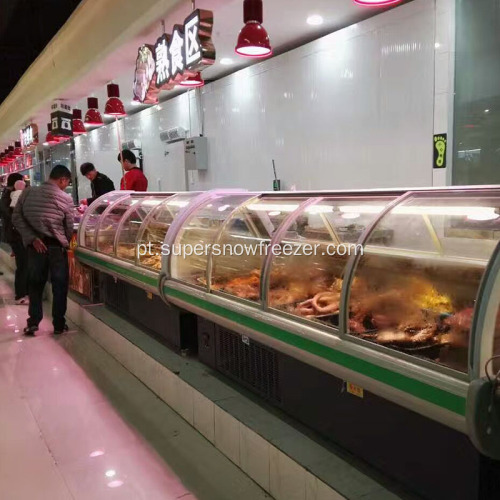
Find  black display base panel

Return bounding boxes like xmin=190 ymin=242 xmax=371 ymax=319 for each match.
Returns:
xmin=100 ymin=274 xmax=197 ymax=353
xmin=197 ymin=317 xmax=500 ymax=500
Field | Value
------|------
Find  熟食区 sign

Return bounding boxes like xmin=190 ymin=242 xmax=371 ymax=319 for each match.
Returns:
xmin=133 ymin=9 xmax=215 ymax=104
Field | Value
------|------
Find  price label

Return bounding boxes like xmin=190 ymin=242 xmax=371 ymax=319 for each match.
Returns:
xmin=346 ymin=382 xmax=364 ymax=398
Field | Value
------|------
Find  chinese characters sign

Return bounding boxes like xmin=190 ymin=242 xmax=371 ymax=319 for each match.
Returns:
xmin=20 ymin=123 xmax=38 ymax=149
xmin=133 ymin=10 xmax=215 ymax=103
xmin=51 ymin=101 xmax=73 ymax=138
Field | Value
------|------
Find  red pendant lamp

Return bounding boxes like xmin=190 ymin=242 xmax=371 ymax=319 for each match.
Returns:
xmin=235 ymin=0 xmax=272 ymax=58
xmin=104 ymin=84 xmax=127 ymax=117
xmin=85 ymin=97 xmax=104 ymax=126
xmin=72 ymin=108 xmax=86 ymax=135
xmin=13 ymin=141 xmax=23 ymax=157
xmin=179 ymin=72 xmax=205 ymax=88
xmin=354 ymin=0 xmax=402 ymax=5
xmin=44 ymin=124 xmax=59 ymax=146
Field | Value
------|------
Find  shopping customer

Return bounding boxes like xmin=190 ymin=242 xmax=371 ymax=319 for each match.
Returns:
xmin=118 ymin=149 xmax=148 ymax=191
xmin=13 ymin=165 xmax=74 ymax=336
xmin=79 ymin=162 xmax=115 ymax=206
xmin=0 ymin=173 xmax=26 ymax=300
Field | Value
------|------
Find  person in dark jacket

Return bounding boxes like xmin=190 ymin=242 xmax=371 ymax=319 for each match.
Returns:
xmin=118 ymin=150 xmax=148 ymax=191
xmin=13 ymin=165 xmax=74 ymax=336
xmin=80 ymin=162 xmax=115 ymax=206
xmin=0 ymin=173 xmax=25 ymax=295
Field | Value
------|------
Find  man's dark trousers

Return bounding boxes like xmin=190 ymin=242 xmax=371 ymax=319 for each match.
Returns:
xmin=27 ymin=244 xmax=69 ymax=331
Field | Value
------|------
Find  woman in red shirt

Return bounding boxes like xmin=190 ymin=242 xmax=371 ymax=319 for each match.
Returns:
xmin=118 ymin=150 xmax=148 ymax=191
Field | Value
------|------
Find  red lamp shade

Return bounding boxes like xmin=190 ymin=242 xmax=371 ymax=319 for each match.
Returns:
xmin=104 ymin=84 xmax=127 ymax=117
xmin=13 ymin=141 xmax=23 ymax=157
xmin=85 ymin=97 xmax=104 ymax=126
xmin=179 ymin=72 xmax=205 ymax=88
xmin=354 ymin=0 xmax=402 ymax=5
xmin=44 ymin=124 xmax=59 ymax=146
xmin=72 ymin=108 xmax=86 ymax=135
xmin=235 ymin=0 xmax=272 ymax=58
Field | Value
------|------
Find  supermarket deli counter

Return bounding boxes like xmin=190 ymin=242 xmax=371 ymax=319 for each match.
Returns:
xmin=76 ymin=188 xmax=500 ymax=500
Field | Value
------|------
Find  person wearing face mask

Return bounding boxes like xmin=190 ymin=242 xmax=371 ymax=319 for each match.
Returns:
xmin=13 ymin=165 xmax=74 ymax=336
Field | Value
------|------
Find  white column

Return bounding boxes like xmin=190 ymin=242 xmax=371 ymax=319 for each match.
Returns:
xmin=433 ymin=0 xmax=456 ymax=186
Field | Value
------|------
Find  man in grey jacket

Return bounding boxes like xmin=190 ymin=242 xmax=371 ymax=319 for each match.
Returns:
xmin=13 ymin=165 xmax=74 ymax=335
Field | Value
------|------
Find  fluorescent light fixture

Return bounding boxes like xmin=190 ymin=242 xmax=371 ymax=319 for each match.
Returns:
xmin=166 ymin=200 xmax=189 ymax=208
xmin=305 ymin=205 xmax=335 ymax=214
xmin=246 ymin=203 xmax=299 ymax=212
xmin=339 ymin=204 xmax=500 ymax=220
xmin=307 ymin=15 xmax=324 ymax=26
xmin=342 ymin=212 xmax=361 ymax=220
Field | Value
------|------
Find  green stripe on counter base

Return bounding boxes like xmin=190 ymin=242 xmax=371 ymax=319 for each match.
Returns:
xmin=76 ymin=250 xmax=157 ymax=288
xmin=76 ymin=250 xmax=466 ymax=416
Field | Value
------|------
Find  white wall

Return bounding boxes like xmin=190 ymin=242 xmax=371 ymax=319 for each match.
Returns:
xmin=75 ymin=0 xmax=437 ymax=200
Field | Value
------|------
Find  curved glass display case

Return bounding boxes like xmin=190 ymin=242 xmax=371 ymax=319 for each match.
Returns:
xmin=170 ymin=192 xmax=255 ymax=286
xmin=76 ymin=187 xmax=500 ymax=441
xmin=79 ymin=191 xmax=131 ymax=249
xmin=347 ymin=190 xmax=500 ymax=374
xmin=136 ymin=192 xmax=201 ymax=271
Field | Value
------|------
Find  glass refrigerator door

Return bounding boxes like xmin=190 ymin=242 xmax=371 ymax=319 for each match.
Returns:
xmin=136 ymin=192 xmax=201 ymax=271
xmin=265 ymin=196 xmax=396 ymax=325
xmin=80 ymin=192 xmax=130 ymax=250
xmin=170 ymin=193 xmax=255 ymax=287
xmin=96 ymin=195 xmax=135 ymax=255
xmin=116 ymin=196 xmax=170 ymax=262
xmin=347 ymin=190 xmax=500 ymax=374
xmin=210 ymin=196 xmax=311 ymax=303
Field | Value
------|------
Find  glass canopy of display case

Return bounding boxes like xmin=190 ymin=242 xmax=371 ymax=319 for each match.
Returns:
xmin=348 ymin=190 xmax=500 ymax=374
xmin=265 ymin=195 xmax=397 ymax=324
xmin=96 ymin=195 xmax=136 ymax=255
xmin=136 ymin=192 xmax=201 ymax=271
xmin=170 ymin=193 xmax=255 ymax=286
xmin=115 ymin=195 xmax=172 ymax=262
xmin=210 ymin=195 xmax=315 ymax=302
xmin=80 ymin=191 xmax=131 ymax=249
xmin=76 ymin=187 xmax=500 ymax=380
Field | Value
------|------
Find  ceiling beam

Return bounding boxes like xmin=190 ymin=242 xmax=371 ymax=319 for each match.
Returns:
xmin=0 ymin=0 xmax=184 ymax=143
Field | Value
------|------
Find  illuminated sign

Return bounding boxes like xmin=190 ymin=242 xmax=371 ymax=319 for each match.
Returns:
xmin=51 ymin=101 xmax=73 ymax=138
xmin=132 ymin=9 xmax=215 ymax=104
xmin=20 ymin=123 xmax=39 ymax=149
xmin=154 ymin=9 xmax=215 ymax=90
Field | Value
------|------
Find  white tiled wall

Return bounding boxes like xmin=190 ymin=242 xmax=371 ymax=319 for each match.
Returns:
xmin=75 ymin=0 xmax=441 ymax=199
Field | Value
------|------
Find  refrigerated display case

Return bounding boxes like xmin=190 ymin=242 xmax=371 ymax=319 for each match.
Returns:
xmin=76 ymin=187 xmax=500 ymax=499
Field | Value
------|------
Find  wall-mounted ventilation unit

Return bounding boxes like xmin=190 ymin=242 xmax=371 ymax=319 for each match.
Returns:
xmin=121 ymin=139 xmax=142 ymax=150
xmin=160 ymin=126 xmax=187 ymax=144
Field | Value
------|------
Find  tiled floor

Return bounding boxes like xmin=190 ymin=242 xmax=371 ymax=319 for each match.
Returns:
xmin=0 ymin=274 xmax=271 ymax=500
